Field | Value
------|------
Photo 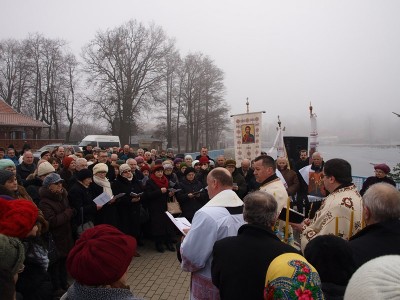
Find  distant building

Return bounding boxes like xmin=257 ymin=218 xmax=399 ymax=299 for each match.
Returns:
xmin=129 ymin=135 xmax=163 ymax=150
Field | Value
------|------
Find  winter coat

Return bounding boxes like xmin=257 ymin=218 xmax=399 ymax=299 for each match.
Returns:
xmin=175 ymin=178 xmax=208 ymax=222
xmin=39 ymin=187 xmax=74 ymax=257
xmin=68 ymin=182 xmax=97 ymax=228
xmin=66 ymin=282 xmax=143 ymax=300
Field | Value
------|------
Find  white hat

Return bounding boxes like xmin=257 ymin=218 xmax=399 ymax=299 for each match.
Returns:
xmin=93 ymin=163 xmax=108 ymax=175
xmin=192 ymin=160 xmax=199 ymax=168
xmin=37 ymin=162 xmax=55 ymax=177
xmin=344 ymin=255 xmax=400 ymax=300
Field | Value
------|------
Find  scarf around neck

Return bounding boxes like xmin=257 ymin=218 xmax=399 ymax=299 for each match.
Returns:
xmin=150 ymin=173 xmax=169 ymax=189
xmin=93 ymin=175 xmax=113 ymax=197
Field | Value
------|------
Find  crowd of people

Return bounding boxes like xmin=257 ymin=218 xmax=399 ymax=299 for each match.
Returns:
xmin=0 ymin=142 xmax=399 ymax=300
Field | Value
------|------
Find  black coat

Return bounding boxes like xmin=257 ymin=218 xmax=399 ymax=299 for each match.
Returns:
xmin=16 ymin=162 xmax=36 ymax=182
xmin=111 ymin=175 xmax=143 ymax=237
xmin=68 ymin=182 xmax=97 ymax=227
xmin=175 ymin=178 xmax=208 ymax=222
xmin=349 ymin=218 xmax=400 ymax=269
xmin=143 ymin=178 xmax=175 ymax=237
xmin=89 ymin=181 xmax=119 ymax=228
xmin=359 ymin=176 xmax=396 ymax=196
xmin=212 ymin=224 xmax=300 ymax=300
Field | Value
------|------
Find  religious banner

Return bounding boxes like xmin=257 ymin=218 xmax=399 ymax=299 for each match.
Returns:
xmin=232 ymin=112 xmax=263 ymax=166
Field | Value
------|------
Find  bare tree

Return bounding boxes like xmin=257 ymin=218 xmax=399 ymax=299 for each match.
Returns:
xmin=82 ymin=20 xmax=174 ymax=144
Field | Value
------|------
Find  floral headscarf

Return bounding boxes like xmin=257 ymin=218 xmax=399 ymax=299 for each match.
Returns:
xmin=265 ymin=253 xmax=325 ymax=300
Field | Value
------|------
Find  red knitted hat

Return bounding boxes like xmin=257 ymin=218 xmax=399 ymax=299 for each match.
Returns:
xmin=62 ymin=156 xmax=74 ymax=169
xmin=66 ymin=224 xmax=136 ymax=286
xmin=0 ymin=199 xmax=38 ymax=238
xmin=151 ymin=164 xmax=164 ymax=173
xmin=199 ymin=156 xmax=209 ymax=164
xmin=141 ymin=164 xmax=151 ymax=172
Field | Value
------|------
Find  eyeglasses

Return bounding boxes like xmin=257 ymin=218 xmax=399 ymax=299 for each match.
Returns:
xmin=122 ymin=170 xmax=132 ymax=173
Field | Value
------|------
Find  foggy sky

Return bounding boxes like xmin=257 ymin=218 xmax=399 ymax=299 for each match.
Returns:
xmin=1 ymin=0 xmax=400 ymax=144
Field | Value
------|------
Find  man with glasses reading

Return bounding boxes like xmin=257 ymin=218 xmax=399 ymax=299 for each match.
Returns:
xmin=291 ymin=158 xmax=363 ymax=252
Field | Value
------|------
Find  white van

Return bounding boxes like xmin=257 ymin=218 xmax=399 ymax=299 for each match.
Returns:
xmin=79 ymin=135 xmax=121 ymax=149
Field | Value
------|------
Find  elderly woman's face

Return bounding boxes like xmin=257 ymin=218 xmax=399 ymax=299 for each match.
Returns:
xmin=155 ymin=169 xmax=164 ymax=178
xmin=164 ymin=168 xmax=172 ymax=175
xmin=95 ymin=171 xmax=107 ymax=180
xmin=375 ymin=169 xmax=386 ymax=179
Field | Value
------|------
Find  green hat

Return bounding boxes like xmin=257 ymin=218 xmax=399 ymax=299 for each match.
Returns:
xmin=0 ymin=234 xmax=25 ymax=275
xmin=0 ymin=159 xmax=15 ymax=170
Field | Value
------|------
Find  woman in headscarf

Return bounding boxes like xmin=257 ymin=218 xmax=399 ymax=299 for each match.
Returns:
xmin=265 ymin=253 xmax=325 ymax=300
xmin=143 ymin=164 xmax=176 ymax=253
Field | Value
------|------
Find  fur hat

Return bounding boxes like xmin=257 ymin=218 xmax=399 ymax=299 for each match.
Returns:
xmin=62 ymin=156 xmax=75 ymax=169
xmin=0 ymin=199 xmax=38 ymax=238
xmin=43 ymin=173 xmax=64 ymax=188
xmin=76 ymin=169 xmax=93 ymax=181
xmin=225 ymin=159 xmax=236 ymax=167
xmin=0 ymin=159 xmax=15 ymax=170
xmin=37 ymin=161 xmax=55 ymax=177
xmin=0 ymin=234 xmax=25 ymax=275
xmin=199 ymin=156 xmax=209 ymax=164
xmin=163 ymin=163 xmax=173 ymax=170
xmin=184 ymin=167 xmax=196 ymax=177
xmin=0 ymin=170 xmax=15 ymax=185
xmin=344 ymin=255 xmax=400 ymax=300
xmin=374 ymin=163 xmax=390 ymax=174
xmin=119 ymin=164 xmax=131 ymax=174
xmin=67 ymin=225 xmax=136 ymax=286
xmin=93 ymin=163 xmax=108 ymax=175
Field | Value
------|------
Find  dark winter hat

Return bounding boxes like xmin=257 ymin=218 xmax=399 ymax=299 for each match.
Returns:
xmin=154 ymin=159 xmax=163 ymax=165
xmin=62 ymin=156 xmax=75 ymax=169
xmin=374 ymin=163 xmax=390 ymax=174
xmin=0 ymin=159 xmax=16 ymax=170
xmin=0 ymin=199 xmax=38 ymax=238
xmin=0 ymin=234 xmax=25 ymax=275
xmin=43 ymin=173 xmax=64 ymax=188
xmin=40 ymin=150 xmax=50 ymax=158
xmin=0 ymin=170 xmax=15 ymax=185
xmin=199 ymin=156 xmax=209 ymax=164
xmin=173 ymin=158 xmax=183 ymax=165
xmin=179 ymin=162 xmax=188 ymax=169
xmin=67 ymin=224 xmax=136 ymax=286
xmin=225 ymin=159 xmax=236 ymax=167
xmin=76 ymin=169 xmax=93 ymax=181
xmin=141 ymin=164 xmax=151 ymax=173
xmin=304 ymin=235 xmax=356 ymax=286
xmin=152 ymin=164 xmax=164 ymax=173
xmin=184 ymin=167 xmax=196 ymax=177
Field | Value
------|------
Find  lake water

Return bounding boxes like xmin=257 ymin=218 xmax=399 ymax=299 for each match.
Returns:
xmin=315 ymin=145 xmax=400 ymax=177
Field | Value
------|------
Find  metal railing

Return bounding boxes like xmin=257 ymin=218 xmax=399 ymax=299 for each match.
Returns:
xmin=352 ymin=175 xmax=400 ymax=191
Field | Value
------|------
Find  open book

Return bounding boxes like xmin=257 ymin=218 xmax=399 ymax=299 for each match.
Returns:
xmin=165 ymin=211 xmax=191 ymax=235
xmin=93 ymin=192 xmax=125 ymax=206
xmin=278 ymin=207 xmax=305 ymax=224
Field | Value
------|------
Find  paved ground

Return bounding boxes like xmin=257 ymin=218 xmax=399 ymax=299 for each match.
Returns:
xmin=127 ymin=240 xmax=191 ymax=300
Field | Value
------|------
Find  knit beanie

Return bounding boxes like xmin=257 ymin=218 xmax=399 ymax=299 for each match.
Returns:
xmin=173 ymin=158 xmax=183 ymax=165
xmin=66 ymin=225 xmax=136 ymax=286
xmin=179 ymin=162 xmax=188 ymax=169
xmin=62 ymin=156 xmax=74 ymax=169
xmin=344 ymin=255 xmax=400 ymax=300
xmin=135 ymin=156 xmax=144 ymax=164
xmin=374 ymin=163 xmax=390 ymax=174
xmin=93 ymin=163 xmax=108 ymax=175
xmin=192 ymin=160 xmax=200 ymax=167
xmin=119 ymin=164 xmax=131 ymax=174
xmin=40 ymin=150 xmax=50 ymax=158
xmin=42 ymin=173 xmax=64 ymax=188
xmin=76 ymin=169 xmax=93 ymax=181
xmin=0 ymin=169 xmax=15 ymax=185
xmin=37 ymin=161 xmax=55 ymax=177
xmin=0 ymin=159 xmax=15 ymax=170
xmin=0 ymin=199 xmax=38 ymax=238
xmin=0 ymin=234 xmax=25 ymax=275
xmin=163 ymin=163 xmax=173 ymax=170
